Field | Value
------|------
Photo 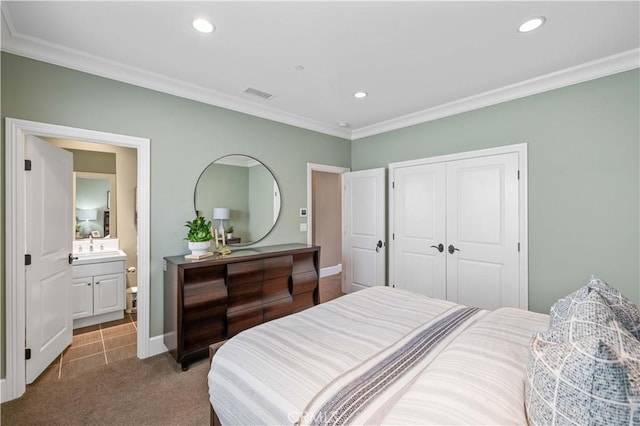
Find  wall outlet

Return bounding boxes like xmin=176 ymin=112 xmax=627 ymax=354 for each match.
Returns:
xmin=300 ymin=223 xmax=308 ymax=232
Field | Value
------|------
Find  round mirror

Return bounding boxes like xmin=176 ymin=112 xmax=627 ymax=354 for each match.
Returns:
xmin=194 ymin=155 xmax=281 ymax=246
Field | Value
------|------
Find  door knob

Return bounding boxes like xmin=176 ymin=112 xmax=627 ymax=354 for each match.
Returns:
xmin=430 ymin=243 xmax=444 ymax=253
xmin=375 ymin=240 xmax=383 ymax=253
xmin=448 ymin=244 xmax=460 ymax=254
xmin=68 ymin=253 xmax=78 ymax=264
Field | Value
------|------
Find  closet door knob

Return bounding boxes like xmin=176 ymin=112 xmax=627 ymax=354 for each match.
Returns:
xmin=448 ymin=244 xmax=460 ymax=254
xmin=430 ymin=243 xmax=444 ymax=253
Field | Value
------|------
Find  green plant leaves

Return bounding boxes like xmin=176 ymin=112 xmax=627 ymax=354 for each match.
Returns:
xmin=184 ymin=216 xmax=212 ymax=242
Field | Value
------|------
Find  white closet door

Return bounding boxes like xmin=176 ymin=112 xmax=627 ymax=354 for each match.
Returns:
xmin=445 ymin=153 xmax=520 ymax=310
xmin=392 ymin=163 xmax=446 ymax=299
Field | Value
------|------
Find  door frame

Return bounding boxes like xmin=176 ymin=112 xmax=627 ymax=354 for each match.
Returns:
xmin=388 ymin=143 xmax=528 ymax=308
xmin=306 ymin=163 xmax=350 ymax=277
xmin=4 ymin=118 xmax=151 ymax=402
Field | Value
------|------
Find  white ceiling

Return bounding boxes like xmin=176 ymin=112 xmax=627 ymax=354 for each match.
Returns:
xmin=2 ymin=1 xmax=639 ymax=140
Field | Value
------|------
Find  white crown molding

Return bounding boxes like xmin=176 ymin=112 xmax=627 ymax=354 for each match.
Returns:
xmin=351 ymin=48 xmax=640 ymax=140
xmin=0 ymin=13 xmax=351 ymax=140
xmin=2 ymin=5 xmax=637 ymax=142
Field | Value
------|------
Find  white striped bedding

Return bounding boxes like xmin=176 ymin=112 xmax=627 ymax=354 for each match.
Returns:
xmin=208 ymin=286 xmax=548 ymax=425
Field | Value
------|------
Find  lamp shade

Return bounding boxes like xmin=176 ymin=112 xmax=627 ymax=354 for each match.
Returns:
xmin=77 ymin=208 xmax=97 ymax=221
xmin=213 ymin=208 xmax=230 ymax=220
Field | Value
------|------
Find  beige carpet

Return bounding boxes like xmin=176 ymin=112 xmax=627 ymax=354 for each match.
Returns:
xmin=1 ymin=353 xmax=211 ymax=425
xmin=2 ymin=275 xmax=344 ymax=425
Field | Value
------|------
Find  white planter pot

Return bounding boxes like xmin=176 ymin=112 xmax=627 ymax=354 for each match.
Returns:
xmin=188 ymin=240 xmax=211 ymax=256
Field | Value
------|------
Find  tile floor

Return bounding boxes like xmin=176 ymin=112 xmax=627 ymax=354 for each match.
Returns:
xmin=34 ymin=312 xmax=137 ymax=384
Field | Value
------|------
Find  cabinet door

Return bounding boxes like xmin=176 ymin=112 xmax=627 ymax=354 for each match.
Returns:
xmin=94 ymin=273 xmax=125 ymax=315
xmin=72 ymin=277 xmax=93 ymax=319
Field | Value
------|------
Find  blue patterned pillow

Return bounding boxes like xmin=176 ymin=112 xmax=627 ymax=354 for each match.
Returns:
xmin=549 ymin=275 xmax=640 ymax=339
xmin=526 ymin=291 xmax=640 ymax=425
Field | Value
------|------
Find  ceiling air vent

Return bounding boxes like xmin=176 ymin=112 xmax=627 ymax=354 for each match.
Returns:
xmin=243 ymin=87 xmax=276 ymax=100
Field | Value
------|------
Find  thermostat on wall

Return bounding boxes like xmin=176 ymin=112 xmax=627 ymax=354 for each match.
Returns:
xmin=299 ymin=208 xmax=307 ymax=217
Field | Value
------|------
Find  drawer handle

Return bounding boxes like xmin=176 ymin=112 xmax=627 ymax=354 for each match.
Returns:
xmin=95 ymin=281 xmax=100 ymax=285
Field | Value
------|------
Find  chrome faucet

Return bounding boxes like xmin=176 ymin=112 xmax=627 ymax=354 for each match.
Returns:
xmin=89 ymin=235 xmax=93 ymax=252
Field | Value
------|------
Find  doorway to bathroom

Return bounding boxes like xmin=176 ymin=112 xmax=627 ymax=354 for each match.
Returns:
xmin=4 ymin=118 xmax=151 ymax=402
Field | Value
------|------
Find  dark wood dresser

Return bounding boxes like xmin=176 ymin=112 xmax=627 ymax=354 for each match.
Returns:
xmin=164 ymin=243 xmax=320 ymax=370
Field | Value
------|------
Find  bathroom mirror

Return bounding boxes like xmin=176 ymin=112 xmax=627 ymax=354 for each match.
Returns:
xmin=74 ymin=172 xmax=117 ymax=239
xmin=194 ymin=155 xmax=281 ymax=246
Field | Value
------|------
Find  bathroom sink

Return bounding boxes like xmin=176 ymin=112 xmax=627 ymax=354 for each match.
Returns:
xmin=73 ymin=250 xmax=127 ymax=265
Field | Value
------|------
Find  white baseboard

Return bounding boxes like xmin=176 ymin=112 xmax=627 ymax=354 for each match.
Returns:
xmin=1 ymin=378 xmax=8 ymax=403
xmin=148 ymin=335 xmax=168 ymax=357
xmin=320 ymin=264 xmax=342 ymax=278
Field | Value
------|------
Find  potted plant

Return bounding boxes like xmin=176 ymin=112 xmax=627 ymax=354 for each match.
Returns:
xmin=225 ymin=225 xmax=234 ymax=239
xmin=185 ymin=216 xmax=212 ymax=255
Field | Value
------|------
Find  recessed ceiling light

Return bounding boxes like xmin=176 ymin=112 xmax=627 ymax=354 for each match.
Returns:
xmin=193 ymin=18 xmax=214 ymax=33
xmin=518 ymin=16 xmax=546 ymax=33
xmin=353 ymin=91 xmax=368 ymax=99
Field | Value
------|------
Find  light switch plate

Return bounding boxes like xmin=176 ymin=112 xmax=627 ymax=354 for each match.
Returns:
xmin=300 ymin=223 xmax=308 ymax=232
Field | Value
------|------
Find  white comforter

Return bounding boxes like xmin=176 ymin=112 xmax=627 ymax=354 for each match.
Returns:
xmin=208 ymin=286 xmax=548 ymax=425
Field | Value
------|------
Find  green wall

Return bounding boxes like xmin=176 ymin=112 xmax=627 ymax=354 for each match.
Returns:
xmin=65 ymin=149 xmax=116 ymax=174
xmin=2 ymin=52 xmax=638 ymax=380
xmin=1 ymin=53 xmax=351 ymax=377
xmin=352 ymin=69 xmax=640 ymax=314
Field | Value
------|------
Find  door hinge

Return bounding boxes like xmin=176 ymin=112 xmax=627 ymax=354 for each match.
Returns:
xmin=517 ymin=170 xmax=520 ymax=180
xmin=518 ymin=242 xmax=520 ymax=252
xmin=392 ymin=181 xmax=395 ymax=189
xmin=25 ymin=348 xmax=31 ymax=360
xmin=392 ymin=233 xmax=395 ymax=240
xmin=25 ymin=254 xmax=32 ymax=265
xmin=25 ymin=159 xmax=32 ymax=171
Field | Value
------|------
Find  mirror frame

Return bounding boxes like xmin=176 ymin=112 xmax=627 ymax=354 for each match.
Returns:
xmin=193 ymin=154 xmax=281 ymax=246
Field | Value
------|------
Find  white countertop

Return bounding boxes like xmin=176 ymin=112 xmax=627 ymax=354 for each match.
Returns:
xmin=73 ymin=250 xmax=127 ymax=266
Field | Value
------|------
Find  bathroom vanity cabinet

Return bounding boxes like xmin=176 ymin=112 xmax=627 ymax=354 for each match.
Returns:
xmin=72 ymin=254 xmax=127 ymax=329
xmin=164 ymin=244 xmax=320 ymax=370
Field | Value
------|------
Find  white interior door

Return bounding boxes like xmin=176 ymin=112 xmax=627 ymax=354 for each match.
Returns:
xmin=392 ymin=163 xmax=446 ymax=299
xmin=342 ymin=168 xmax=386 ymax=293
xmin=25 ymin=135 xmax=74 ymax=384
xmin=446 ymin=153 xmax=520 ymax=310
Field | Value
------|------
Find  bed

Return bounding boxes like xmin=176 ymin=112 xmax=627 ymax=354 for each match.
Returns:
xmin=208 ymin=286 xmax=549 ymax=425
xmin=209 ymin=278 xmax=640 ymax=425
